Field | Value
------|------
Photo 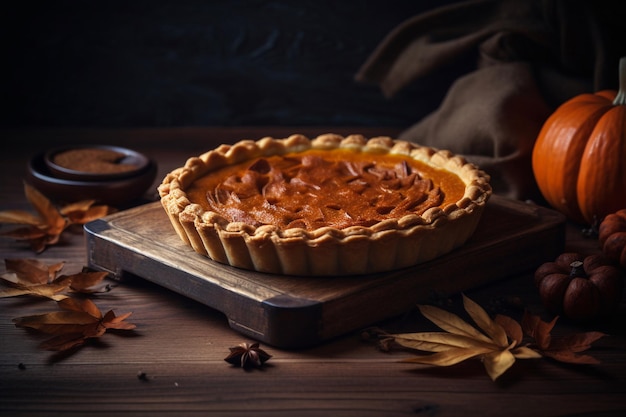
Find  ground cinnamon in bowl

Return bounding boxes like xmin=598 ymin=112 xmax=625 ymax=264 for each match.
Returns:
xmin=52 ymin=148 xmax=137 ymax=174
xmin=45 ymin=145 xmax=150 ymax=181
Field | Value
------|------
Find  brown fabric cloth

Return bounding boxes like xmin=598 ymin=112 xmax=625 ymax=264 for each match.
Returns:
xmin=356 ymin=0 xmax=625 ymax=200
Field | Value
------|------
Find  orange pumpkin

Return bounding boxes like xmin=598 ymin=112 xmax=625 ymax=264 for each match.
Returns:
xmin=532 ymin=57 xmax=626 ymax=225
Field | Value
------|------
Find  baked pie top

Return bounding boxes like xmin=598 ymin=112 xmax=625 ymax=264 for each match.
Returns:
xmin=158 ymin=133 xmax=491 ymax=276
xmin=186 ymin=148 xmax=466 ymax=231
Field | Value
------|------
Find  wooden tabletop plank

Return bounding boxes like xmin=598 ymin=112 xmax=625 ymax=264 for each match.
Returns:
xmin=1 ymin=128 xmax=625 ymax=417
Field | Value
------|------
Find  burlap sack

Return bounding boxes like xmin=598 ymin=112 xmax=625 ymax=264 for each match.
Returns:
xmin=356 ymin=0 xmax=624 ymax=200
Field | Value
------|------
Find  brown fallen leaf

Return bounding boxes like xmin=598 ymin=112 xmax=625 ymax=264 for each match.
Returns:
xmin=0 ymin=182 xmax=113 ymax=253
xmin=367 ymin=294 xmax=606 ymax=381
xmin=0 ymin=258 xmax=110 ymax=300
xmin=392 ymin=294 xmax=541 ymax=381
xmin=521 ymin=310 xmax=606 ymax=364
xmin=59 ymin=199 xmax=113 ymax=225
xmin=13 ymin=297 xmax=136 ymax=351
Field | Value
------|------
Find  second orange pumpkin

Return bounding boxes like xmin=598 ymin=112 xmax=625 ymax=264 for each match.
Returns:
xmin=532 ymin=57 xmax=626 ymax=225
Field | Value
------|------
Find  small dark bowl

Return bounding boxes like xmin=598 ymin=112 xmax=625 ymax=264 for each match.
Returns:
xmin=26 ymin=149 xmax=158 ymax=207
xmin=44 ymin=145 xmax=150 ymax=181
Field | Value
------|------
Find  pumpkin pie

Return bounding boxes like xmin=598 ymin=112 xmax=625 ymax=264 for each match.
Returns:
xmin=158 ymin=134 xmax=492 ymax=276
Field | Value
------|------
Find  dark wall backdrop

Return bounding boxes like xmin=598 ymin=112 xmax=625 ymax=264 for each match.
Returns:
xmin=2 ymin=0 xmax=459 ymax=129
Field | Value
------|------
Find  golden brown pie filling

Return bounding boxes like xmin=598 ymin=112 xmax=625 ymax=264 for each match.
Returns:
xmin=187 ymin=149 xmax=466 ymax=231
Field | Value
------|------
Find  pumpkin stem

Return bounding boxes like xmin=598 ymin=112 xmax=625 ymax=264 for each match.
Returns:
xmin=569 ymin=260 xmax=586 ymax=278
xmin=614 ymin=57 xmax=626 ymax=106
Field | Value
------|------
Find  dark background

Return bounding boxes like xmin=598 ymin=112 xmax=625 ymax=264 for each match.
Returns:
xmin=2 ymin=0 xmax=461 ymax=129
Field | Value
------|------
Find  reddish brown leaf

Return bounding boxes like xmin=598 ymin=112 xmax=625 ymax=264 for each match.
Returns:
xmin=23 ymin=182 xmax=68 ymax=238
xmin=0 ymin=183 xmax=112 ymax=252
xmin=495 ymin=314 xmax=523 ymax=344
xmin=521 ymin=311 xmax=605 ymax=364
xmin=0 ymin=226 xmax=48 ymax=241
xmin=60 ymin=201 xmax=113 ymax=224
xmin=548 ymin=331 xmax=606 ymax=353
xmin=13 ymin=297 xmax=135 ymax=351
xmin=3 ymin=258 xmax=65 ymax=284
xmin=1 ymin=259 xmax=108 ymax=299
xmin=58 ymin=297 xmax=102 ymax=317
xmin=0 ymin=282 xmax=68 ymax=300
xmin=521 ymin=310 xmax=558 ymax=350
xmin=540 ymin=350 xmax=601 ymax=365
xmin=38 ymin=332 xmax=95 ymax=351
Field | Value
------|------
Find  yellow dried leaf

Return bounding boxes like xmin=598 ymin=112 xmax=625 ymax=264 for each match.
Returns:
xmin=511 ymin=346 xmax=543 ymax=359
xmin=495 ymin=314 xmax=523 ymax=344
xmin=482 ymin=348 xmax=517 ymax=381
xmin=0 ymin=210 xmax=43 ymax=226
xmin=393 ymin=332 xmax=497 ymax=352
xmin=462 ymin=294 xmax=508 ymax=347
xmin=369 ymin=295 xmax=606 ymax=381
xmin=417 ymin=304 xmax=492 ymax=343
xmin=389 ymin=295 xmax=545 ymax=381
xmin=401 ymin=346 xmax=494 ymax=367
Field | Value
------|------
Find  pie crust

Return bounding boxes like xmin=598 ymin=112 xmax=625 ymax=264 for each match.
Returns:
xmin=158 ymin=134 xmax=492 ymax=276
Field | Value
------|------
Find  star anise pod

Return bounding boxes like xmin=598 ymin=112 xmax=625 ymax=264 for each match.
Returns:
xmin=224 ymin=342 xmax=272 ymax=368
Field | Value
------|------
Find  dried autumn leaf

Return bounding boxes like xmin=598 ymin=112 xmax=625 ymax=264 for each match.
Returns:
xmin=521 ymin=310 xmax=557 ymax=350
xmin=3 ymin=258 xmax=65 ymax=284
xmin=494 ymin=314 xmax=523 ymax=344
xmin=393 ymin=294 xmax=541 ymax=381
xmin=521 ymin=310 xmax=605 ymax=364
xmin=368 ymin=296 xmax=607 ymax=381
xmin=0 ymin=183 xmax=113 ymax=252
xmin=0 ymin=258 xmax=109 ymax=300
xmin=60 ymin=200 xmax=113 ymax=225
xmin=13 ymin=297 xmax=136 ymax=351
xmin=24 ymin=181 xmax=68 ymax=238
xmin=59 ymin=270 xmax=111 ymax=294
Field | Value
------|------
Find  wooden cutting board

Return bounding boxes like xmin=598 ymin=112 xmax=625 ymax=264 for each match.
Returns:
xmin=84 ymin=195 xmax=565 ymax=348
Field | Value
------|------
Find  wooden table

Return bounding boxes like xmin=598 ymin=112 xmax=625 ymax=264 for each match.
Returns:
xmin=1 ymin=128 xmax=625 ymax=417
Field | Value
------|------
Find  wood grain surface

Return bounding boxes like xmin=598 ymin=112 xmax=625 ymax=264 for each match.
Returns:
xmin=1 ymin=128 xmax=625 ymax=417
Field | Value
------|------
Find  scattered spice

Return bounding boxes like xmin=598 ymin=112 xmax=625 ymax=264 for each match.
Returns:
xmin=137 ymin=371 xmax=150 ymax=382
xmin=224 ymin=342 xmax=272 ymax=368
